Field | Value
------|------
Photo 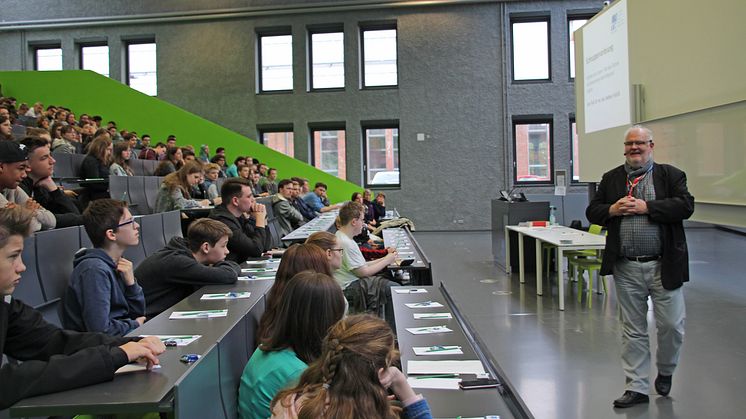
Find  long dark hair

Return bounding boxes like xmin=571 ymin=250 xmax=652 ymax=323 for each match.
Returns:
xmin=257 ymin=243 xmax=333 ymax=340
xmin=272 ymin=315 xmax=400 ymax=419
xmin=260 ymin=271 xmax=345 ymax=364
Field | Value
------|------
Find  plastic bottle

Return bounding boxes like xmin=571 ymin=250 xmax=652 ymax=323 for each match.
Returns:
xmin=549 ymin=206 xmax=557 ymax=225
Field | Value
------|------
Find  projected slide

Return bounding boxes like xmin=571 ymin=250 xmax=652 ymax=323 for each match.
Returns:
xmin=582 ymin=0 xmax=630 ymax=134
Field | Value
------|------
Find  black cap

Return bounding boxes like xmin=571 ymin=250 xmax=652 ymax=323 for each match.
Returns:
xmin=0 ymin=141 xmax=29 ymax=163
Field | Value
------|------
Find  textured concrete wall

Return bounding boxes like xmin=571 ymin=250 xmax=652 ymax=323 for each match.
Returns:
xmin=0 ymin=0 xmax=602 ymax=229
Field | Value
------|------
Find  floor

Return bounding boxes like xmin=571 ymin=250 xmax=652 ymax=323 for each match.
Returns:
xmin=413 ymin=228 xmax=746 ymax=419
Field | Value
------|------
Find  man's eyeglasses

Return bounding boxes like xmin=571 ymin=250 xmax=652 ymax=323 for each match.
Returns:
xmin=117 ymin=218 xmax=137 ymax=229
xmin=623 ymin=140 xmax=652 ymax=147
xmin=330 ymin=248 xmax=344 ymax=253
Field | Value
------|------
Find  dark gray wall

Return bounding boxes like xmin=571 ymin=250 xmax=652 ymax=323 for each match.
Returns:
xmin=0 ymin=0 xmax=602 ymax=230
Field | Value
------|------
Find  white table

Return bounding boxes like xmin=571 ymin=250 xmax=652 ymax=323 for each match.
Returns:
xmin=504 ymin=225 xmax=606 ymax=310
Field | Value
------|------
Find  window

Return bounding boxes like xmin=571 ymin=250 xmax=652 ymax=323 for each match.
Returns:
xmin=261 ymin=130 xmax=295 ymax=158
xmin=80 ymin=44 xmax=110 ymax=77
xmin=34 ymin=46 xmax=62 ymax=71
xmin=258 ymin=33 xmax=293 ymax=92
xmin=568 ymin=17 xmax=589 ymax=79
xmin=511 ymin=19 xmax=550 ymax=81
xmin=310 ymin=30 xmax=344 ymax=90
xmin=361 ymin=27 xmax=397 ymax=88
xmin=311 ymin=128 xmax=346 ymax=179
xmin=514 ymin=119 xmax=552 ymax=183
xmin=126 ymin=41 xmax=157 ymax=96
xmin=364 ymin=126 xmax=400 ymax=186
xmin=570 ymin=119 xmax=580 ymax=182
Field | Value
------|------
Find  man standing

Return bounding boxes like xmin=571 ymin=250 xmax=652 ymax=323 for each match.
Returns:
xmin=586 ymin=125 xmax=694 ymax=408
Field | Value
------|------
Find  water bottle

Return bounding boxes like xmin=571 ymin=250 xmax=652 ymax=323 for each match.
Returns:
xmin=549 ymin=206 xmax=557 ymax=225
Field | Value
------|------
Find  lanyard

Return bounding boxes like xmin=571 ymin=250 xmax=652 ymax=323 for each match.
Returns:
xmin=626 ymin=167 xmax=652 ymax=197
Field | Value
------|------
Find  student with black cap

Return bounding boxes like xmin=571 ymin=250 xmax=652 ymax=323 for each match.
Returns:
xmin=0 ymin=141 xmax=55 ymax=231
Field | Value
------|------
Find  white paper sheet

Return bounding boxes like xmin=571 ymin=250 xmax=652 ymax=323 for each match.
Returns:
xmin=393 ymin=288 xmax=427 ymax=294
xmin=405 ymin=301 xmax=444 ymax=309
xmin=407 ymin=360 xmax=486 ymax=375
xmin=169 ymin=309 xmax=228 ymax=319
xmin=406 ymin=325 xmax=453 ymax=335
xmin=413 ymin=312 xmax=452 ymax=320
xmin=115 ymin=363 xmax=161 ymax=374
xmin=200 ymin=292 xmax=251 ymax=300
xmin=412 ymin=345 xmax=463 ymax=356
xmin=152 ymin=335 xmax=201 ymax=346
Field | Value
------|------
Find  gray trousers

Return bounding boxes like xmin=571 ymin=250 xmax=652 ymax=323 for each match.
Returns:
xmin=613 ymin=259 xmax=686 ymax=393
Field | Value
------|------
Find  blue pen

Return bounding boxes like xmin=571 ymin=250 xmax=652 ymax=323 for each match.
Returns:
xmin=180 ymin=354 xmax=200 ymax=363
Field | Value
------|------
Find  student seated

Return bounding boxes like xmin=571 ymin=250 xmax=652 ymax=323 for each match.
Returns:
xmin=208 ymin=178 xmax=272 ymax=263
xmin=109 ymin=141 xmax=134 ymax=176
xmin=154 ymin=160 xmax=211 ymax=212
xmin=19 ymin=137 xmax=83 ymax=228
xmin=0 ymin=141 xmax=56 ymax=231
xmin=302 ymin=182 xmax=341 ymax=215
xmin=335 ymin=201 xmax=399 ymax=329
xmin=62 ymin=199 xmax=146 ymax=336
xmin=135 ymin=218 xmax=241 ymax=319
xmin=79 ymin=135 xmax=112 ymax=201
xmin=271 ymin=179 xmax=305 ymax=238
xmin=239 ymin=271 xmax=345 ymax=419
xmin=271 ymin=315 xmax=433 ymax=419
xmin=153 ymin=146 xmax=183 ymax=176
xmin=305 ymin=231 xmax=344 ymax=272
xmin=0 ymin=206 xmax=165 ymax=409
xmin=257 ymin=243 xmax=335 ymax=341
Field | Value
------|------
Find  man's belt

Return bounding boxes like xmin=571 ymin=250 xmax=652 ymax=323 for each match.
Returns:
xmin=624 ymin=255 xmax=660 ymax=262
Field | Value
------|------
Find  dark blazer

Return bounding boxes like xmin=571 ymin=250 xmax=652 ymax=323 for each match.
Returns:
xmin=208 ymin=204 xmax=272 ymax=263
xmin=586 ymin=163 xmax=694 ymax=290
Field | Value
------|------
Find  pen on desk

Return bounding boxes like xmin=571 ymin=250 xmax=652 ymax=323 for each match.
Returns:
xmin=420 ymin=314 xmax=450 ymax=318
xmin=413 ymin=301 xmax=432 ymax=306
xmin=414 ymin=374 xmax=459 ymax=379
xmin=426 ymin=346 xmax=461 ymax=352
xmin=159 ymin=335 xmax=195 ymax=341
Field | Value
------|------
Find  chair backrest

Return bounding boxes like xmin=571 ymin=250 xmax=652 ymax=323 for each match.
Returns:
xmin=14 ymin=235 xmax=46 ymax=308
xmin=129 ymin=159 xmax=145 ymax=176
xmin=588 ymin=224 xmax=603 ymax=235
xmin=140 ymin=159 xmax=159 ymax=176
xmin=162 ymin=210 xmax=184 ymax=242
xmin=128 ymin=176 xmax=151 ymax=215
xmin=79 ymin=225 xmax=93 ymax=248
xmin=140 ymin=212 xmax=167 ymax=256
xmin=35 ymin=226 xmax=81 ymax=303
xmin=109 ymin=175 xmax=130 ymax=202
xmin=143 ymin=176 xmax=163 ymax=214
xmin=52 ymin=152 xmax=75 ymax=178
xmin=71 ymin=153 xmax=87 ymax=178
xmin=11 ymin=124 xmax=26 ymax=140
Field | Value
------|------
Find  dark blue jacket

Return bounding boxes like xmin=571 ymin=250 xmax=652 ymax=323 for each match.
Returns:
xmin=62 ymin=248 xmax=146 ymax=336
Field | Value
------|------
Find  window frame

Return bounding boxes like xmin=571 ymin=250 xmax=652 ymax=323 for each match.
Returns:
xmin=360 ymin=23 xmax=399 ymax=89
xmin=78 ymin=41 xmax=110 ymax=77
xmin=362 ymin=122 xmax=401 ymax=189
xmin=124 ymin=38 xmax=157 ymax=96
xmin=257 ymin=29 xmax=294 ymax=94
xmin=32 ymin=43 xmax=62 ymax=71
xmin=309 ymin=124 xmax=347 ymax=180
xmin=510 ymin=15 xmax=552 ymax=83
xmin=308 ymin=25 xmax=345 ymax=92
xmin=567 ymin=14 xmax=595 ymax=81
xmin=569 ymin=116 xmax=585 ymax=184
xmin=512 ymin=116 xmax=555 ymax=186
xmin=258 ymin=125 xmax=295 ymax=158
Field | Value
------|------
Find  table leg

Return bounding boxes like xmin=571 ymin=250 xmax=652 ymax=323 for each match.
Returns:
xmin=504 ymin=227 xmax=511 ymax=274
xmin=557 ymin=248 xmax=565 ymax=311
xmin=535 ymin=239 xmax=543 ymax=296
xmin=518 ymin=232 xmax=525 ymax=284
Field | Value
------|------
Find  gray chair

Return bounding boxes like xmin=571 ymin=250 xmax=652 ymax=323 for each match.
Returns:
xmin=141 ymin=159 xmax=159 ymax=176
xmin=162 ymin=210 xmax=183 ymax=242
xmin=139 ymin=212 xmax=167 ymax=256
xmin=128 ymin=176 xmax=151 ymax=215
xmin=79 ymin=225 xmax=93 ymax=249
xmin=35 ymin=226 xmax=81 ymax=326
xmin=52 ymin=152 xmax=75 ymax=179
xmin=143 ymin=176 xmax=163 ymax=214
xmin=13 ymin=235 xmax=46 ymax=308
xmin=109 ymin=175 xmax=130 ymax=202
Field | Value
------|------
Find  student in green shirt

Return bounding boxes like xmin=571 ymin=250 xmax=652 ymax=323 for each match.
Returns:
xmin=238 ymin=271 xmax=345 ymax=419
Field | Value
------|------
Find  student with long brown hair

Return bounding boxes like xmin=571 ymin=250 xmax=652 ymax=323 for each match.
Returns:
xmin=257 ymin=243 xmax=333 ymax=341
xmin=305 ymin=231 xmax=344 ymax=271
xmin=238 ymin=271 xmax=346 ymax=419
xmin=271 ymin=314 xmax=433 ymax=419
xmin=154 ymin=160 xmax=210 ymax=212
xmin=109 ymin=142 xmax=134 ymax=176
xmin=79 ymin=135 xmax=113 ymax=201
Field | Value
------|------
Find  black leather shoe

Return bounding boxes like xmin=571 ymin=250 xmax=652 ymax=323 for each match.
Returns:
xmin=613 ymin=391 xmax=649 ymax=408
xmin=655 ymin=374 xmax=672 ymax=396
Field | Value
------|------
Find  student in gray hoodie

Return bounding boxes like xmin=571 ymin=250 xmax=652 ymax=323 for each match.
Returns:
xmin=62 ymin=199 xmax=146 ymax=336
xmin=135 ymin=218 xmax=241 ymax=319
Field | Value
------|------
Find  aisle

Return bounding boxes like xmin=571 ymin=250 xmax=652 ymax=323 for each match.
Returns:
xmin=414 ymin=228 xmax=746 ymax=419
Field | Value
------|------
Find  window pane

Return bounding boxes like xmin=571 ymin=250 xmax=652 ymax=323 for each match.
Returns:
xmin=512 ymin=21 xmax=549 ymax=80
xmin=262 ymin=131 xmax=295 ymax=158
xmin=515 ymin=122 xmax=552 ymax=182
xmin=128 ymin=43 xmax=157 ymax=96
xmin=363 ymin=29 xmax=397 ymax=87
xmin=312 ymin=129 xmax=346 ymax=179
xmin=571 ymin=121 xmax=580 ymax=181
xmin=568 ymin=19 xmax=588 ymax=79
xmin=365 ymin=127 xmax=400 ymax=185
xmin=82 ymin=45 xmax=110 ymax=77
xmin=261 ymin=35 xmax=293 ymax=91
xmin=311 ymin=32 xmax=344 ymax=89
xmin=35 ymin=48 xmax=62 ymax=71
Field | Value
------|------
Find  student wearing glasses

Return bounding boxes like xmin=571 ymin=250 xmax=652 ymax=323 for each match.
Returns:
xmin=62 ymin=199 xmax=146 ymax=336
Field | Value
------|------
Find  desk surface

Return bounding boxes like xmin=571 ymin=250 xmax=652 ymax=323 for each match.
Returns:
xmin=382 ymin=228 xmax=429 ymax=269
xmin=9 ymin=280 xmax=272 ymax=417
xmin=281 ymin=211 xmax=338 ymax=242
xmin=393 ymin=287 xmax=514 ymax=418
xmin=506 ymin=225 xmax=605 ymax=247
